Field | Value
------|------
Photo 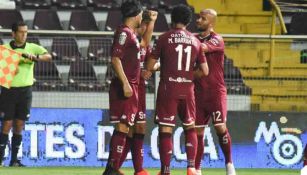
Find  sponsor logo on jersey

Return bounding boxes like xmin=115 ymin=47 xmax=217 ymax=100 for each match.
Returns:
xmin=119 ymin=32 xmax=127 ymax=45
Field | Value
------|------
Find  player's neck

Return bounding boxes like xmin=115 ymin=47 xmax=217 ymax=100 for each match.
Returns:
xmin=173 ymin=23 xmax=186 ymax=30
xmin=13 ymin=40 xmax=26 ymax=47
xmin=124 ymin=20 xmax=137 ymax=31
xmin=200 ymin=30 xmax=211 ymax=38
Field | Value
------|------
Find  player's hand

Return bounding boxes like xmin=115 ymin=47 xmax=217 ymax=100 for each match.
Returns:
xmin=142 ymin=70 xmax=152 ymax=80
xmin=201 ymin=43 xmax=209 ymax=53
xmin=123 ymin=83 xmax=133 ymax=98
xmin=148 ymin=10 xmax=158 ymax=21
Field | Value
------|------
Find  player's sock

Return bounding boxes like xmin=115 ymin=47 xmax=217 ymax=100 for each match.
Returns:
xmin=11 ymin=134 xmax=22 ymax=162
xmin=132 ymin=133 xmax=145 ymax=173
xmin=304 ymin=144 xmax=307 ymax=166
xmin=184 ymin=128 xmax=197 ymax=168
xmin=118 ymin=136 xmax=132 ymax=167
xmin=195 ymin=134 xmax=204 ymax=170
xmin=159 ymin=132 xmax=172 ymax=175
xmin=217 ymin=129 xmax=232 ymax=164
xmin=0 ymin=133 xmax=9 ymax=160
xmin=108 ymin=130 xmax=127 ymax=170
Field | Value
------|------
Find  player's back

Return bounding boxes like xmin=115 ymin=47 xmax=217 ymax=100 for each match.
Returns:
xmin=152 ymin=28 xmax=204 ymax=97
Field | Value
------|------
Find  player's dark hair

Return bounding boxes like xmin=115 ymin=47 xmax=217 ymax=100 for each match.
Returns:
xmin=121 ymin=0 xmax=142 ymax=18
xmin=171 ymin=4 xmax=192 ymax=26
xmin=12 ymin=21 xmax=27 ymax=33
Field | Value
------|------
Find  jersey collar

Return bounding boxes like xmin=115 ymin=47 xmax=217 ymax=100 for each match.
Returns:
xmin=10 ymin=40 xmax=26 ymax=50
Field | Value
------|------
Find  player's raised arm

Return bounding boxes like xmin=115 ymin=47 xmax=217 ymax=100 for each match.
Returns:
xmin=140 ymin=10 xmax=158 ymax=48
xmin=194 ymin=47 xmax=209 ymax=78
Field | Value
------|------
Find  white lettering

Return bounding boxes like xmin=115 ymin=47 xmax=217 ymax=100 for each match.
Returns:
xmin=65 ymin=124 xmax=85 ymax=158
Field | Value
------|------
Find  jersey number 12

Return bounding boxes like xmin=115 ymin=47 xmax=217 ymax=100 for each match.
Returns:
xmin=175 ymin=44 xmax=191 ymax=71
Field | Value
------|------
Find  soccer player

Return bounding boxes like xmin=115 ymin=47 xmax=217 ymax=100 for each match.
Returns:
xmin=0 ymin=21 xmax=52 ymax=166
xmin=102 ymin=1 xmax=143 ymax=175
xmin=301 ymin=144 xmax=307 ymax=175
xmin=144 ymin=5 xmax=209 ymax=175
xmin=118 ymin=10 xmax=158 ymax=175
xmin=193 ymin=9 xmax=236 ymax=175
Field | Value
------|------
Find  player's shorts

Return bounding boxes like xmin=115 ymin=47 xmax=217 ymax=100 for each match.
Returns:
xmin=109 ymin=78 xmax=139 ymax=126
xmin=195 ymin=94 xmax=227 ymax=127
xmin=155 ymin=83 xmax=195 ymax=127
xmin=135 ymin=81 xmax=146 ymax=124
xmin=0 ymin=86 xmax=32 ymax=121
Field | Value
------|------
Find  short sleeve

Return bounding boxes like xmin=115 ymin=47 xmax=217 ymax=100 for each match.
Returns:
xmin=34 ymin=44 xmax=48 ymax=55
xmin=197 ymin=45 xmax=207 ymax=64
xmin=111 ymin=31 xmax=130 ymax=58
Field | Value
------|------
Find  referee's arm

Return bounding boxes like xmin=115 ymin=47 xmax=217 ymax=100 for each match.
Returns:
xmin=37 ymin=53 xmax=52 ymax=62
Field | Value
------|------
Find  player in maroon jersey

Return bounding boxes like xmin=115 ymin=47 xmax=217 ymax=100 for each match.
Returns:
xmin=117 ymin=10 xmax=158 ymax=175
xmin=302 ymin=144 xmax=307 ymax=175
xmin=193 ymin=9 xmax=236 ymax=175
xmin=103 ymin=1 xmax=143 ymax=175
xmin=144 ymin=5 xmax=209 ymax=175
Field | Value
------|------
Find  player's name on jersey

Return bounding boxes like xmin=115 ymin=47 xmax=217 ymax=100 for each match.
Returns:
xmin=168 ymin=34 xmax=197 ymax=45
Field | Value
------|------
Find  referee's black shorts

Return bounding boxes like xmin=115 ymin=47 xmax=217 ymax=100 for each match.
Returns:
xmin=0 ymin=86 xmax=32 ymax=121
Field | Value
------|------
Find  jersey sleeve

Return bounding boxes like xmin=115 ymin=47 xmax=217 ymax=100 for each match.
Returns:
xmin=33 ymin=44 xmax=48 ymax=55
xmin=197 ymin=45 xmax=207 ymax=64
xmin=204 ymin=35 xmax=224 ymax=53
xmin=111 ymin=30 xmax=130 ymax=59
xmin=151 ymin=37 xmax=163 ymax=60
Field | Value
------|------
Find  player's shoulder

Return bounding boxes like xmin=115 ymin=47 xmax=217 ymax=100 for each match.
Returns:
xmin=211 ymin=32 xmax=223 ymax=41
xmin=116 ymin=25 xmax=133 ymax=37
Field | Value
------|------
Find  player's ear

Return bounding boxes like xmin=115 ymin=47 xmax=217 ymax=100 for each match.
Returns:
xmin=11 ymin=32 xmax=16 ymax=38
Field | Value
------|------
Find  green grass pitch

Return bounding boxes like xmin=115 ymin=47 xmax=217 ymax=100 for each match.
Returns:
xmin=0 ymin=167 xmax=299 ymax=175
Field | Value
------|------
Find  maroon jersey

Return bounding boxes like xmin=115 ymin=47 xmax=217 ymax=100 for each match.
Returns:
xmin=194 ymin=32 xmax=226 ymax=100
xmin=111 ymin=25 xmax=141 ymax=84
xmin=151 ymin=28 xmax=206 ymax=97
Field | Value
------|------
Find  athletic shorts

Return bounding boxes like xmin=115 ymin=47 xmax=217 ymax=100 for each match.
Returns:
xmin=109 ymin=79 xmax=139 ymax=126
xmin=195 ymin=94 xmax=227 ymax=127
xmin=0 ymin=86 xmax=32 ymax=121
xmin=155 ymin=83 xmax=195 ymax=127
xmin=135 ymin=81 xmax=146 ymax=124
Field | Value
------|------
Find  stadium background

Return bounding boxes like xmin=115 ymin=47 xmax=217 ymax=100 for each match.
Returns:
xmin=0 ymin=0 xmax=306 ymax=173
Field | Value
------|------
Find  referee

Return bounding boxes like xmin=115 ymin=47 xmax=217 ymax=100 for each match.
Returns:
xmin=0 ymin=21 xmax=51 ymax=167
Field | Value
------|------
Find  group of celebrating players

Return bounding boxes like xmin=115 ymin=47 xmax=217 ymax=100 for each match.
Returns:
xmin=103 ymin=1 xmax=237 ymax=175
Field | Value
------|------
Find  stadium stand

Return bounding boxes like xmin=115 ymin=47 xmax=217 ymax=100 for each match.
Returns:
xmin=87 ymin=0 xmax=113 ymax=10
xmin=0 ymin=0 xmax=16 ymax=9
xmin=0 ymin=10 xmax=23 ymax=29
xmin=153 ymin=11 xmax=169 ymax=32
xmin=104 ymin=10 xmax=121 ymax=31
xmin=186 ymin=13 xmax=198 ymax=33
xmin=33 ymin=9 xmax=63 ymax=30
xmin=51 ymin=37 xmax=82 ymax=63
xmin=69 ymin=10 xmax=99 ymax=31
xmin=26 ymin=36 xmax=40 ymax=44
xmin=87 ymin=37 xmax=112 ymax=63
xmin=289 ymin=12 xmax=307 ymax=35
xmin=51 ymin=0 xmax=86 ymax=9
xmin=16 ymin=0 xmax=51 ymax=9
xmin=34 ymin=61 xmax=66 ymax=91
xmin=159 ymin=0 xmax=189 ymax=11
xmin=68 ymin=61 xmax=104 ymax=91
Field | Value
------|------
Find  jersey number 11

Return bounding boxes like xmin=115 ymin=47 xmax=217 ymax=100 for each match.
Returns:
xmin=175 ymin=44 xmax=191 ymax=71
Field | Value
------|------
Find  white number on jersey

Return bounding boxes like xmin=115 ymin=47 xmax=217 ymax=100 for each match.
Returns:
xmin=175 ymin=44 xmax=191 ymax=71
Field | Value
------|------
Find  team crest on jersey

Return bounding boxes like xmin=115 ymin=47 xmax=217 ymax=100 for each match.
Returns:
xmin=119 ymin=32 xmax=127 ymax=45
xmin=209 ymin=38 xmax=219 ymax=46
